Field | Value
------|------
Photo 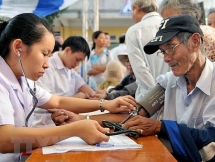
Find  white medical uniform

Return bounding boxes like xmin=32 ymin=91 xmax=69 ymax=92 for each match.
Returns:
xmin=32 ymin=52 xmax=85 ymax=127
xmin=0 ymin=56 xmax=51 ymax=162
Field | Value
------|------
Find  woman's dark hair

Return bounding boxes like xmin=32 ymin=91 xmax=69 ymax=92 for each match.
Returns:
xmin=52 ymin=41 xmax=62 ymax=53
xmin=0 ymin=13 xmax=53 ymax=59
xmin=62 ymin=36 xmax=90 ymax=60
xmin=91 ymin=30 xmax=104 ymax=50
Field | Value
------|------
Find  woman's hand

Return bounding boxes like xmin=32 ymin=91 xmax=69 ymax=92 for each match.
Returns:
xmin=48 ymin=109 xmax=79 ymax=126
xmin=71 ymin=120 xmax=110 ymax=145
xmin=122 ymin=115 xmax=161 ymax=136
xmin=103 ymin=95 xmax=137 ymax=113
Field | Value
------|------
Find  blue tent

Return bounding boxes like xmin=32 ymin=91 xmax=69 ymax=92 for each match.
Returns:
xmin=0 ymin=0 xmax=78 ymax=18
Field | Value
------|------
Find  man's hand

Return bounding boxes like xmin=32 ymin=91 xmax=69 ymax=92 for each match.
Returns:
xmin=122 ymin=115 xmax=161 ymax=136
xmin=48 ymin=109 xmax=79 ymax=126
xmin=73 ymin=92 xmax=89 ymax=99
xmin=88 ymin=90 xmax=107 ymax=100
xmin=89 ymin=93 xmax=107 ymax=100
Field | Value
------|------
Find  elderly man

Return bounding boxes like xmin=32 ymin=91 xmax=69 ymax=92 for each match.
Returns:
xmin=123 ymin=15 xmax=215 ymax=162
xmin=49 ymin=15 xmax=215 ymax=162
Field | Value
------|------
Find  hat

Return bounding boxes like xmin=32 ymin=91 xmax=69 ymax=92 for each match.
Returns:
xmin=118 ymin=52 xmax=128 ymax=66
xmin=104 ymin=60 xmax=124 ymax=82
xmin=144 ymin=14 xmax=204 ymax=54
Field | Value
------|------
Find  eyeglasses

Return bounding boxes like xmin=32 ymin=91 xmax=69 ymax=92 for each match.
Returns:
xmin=157 ymin=42 xmax=182 ymax=58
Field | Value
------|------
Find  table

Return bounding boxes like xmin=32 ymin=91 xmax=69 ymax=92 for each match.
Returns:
xmin=26 ymin=136 xmax=176 ymax=162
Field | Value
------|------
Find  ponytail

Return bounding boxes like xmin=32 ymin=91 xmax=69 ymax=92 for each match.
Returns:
xmin=0 ymin=21 xmax=8 ymax=35
xmin=0 ymin=21 xmax=9 ymax=58
xmin=91 ymin=42 xmax=96 ymax=50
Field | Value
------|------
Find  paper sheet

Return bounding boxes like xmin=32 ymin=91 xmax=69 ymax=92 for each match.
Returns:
xmin=42 ymin=135 xmax=142 ymax=154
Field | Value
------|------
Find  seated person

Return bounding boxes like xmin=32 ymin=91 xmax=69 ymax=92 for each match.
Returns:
xmin=32 ymin=36 xmax=96 ymax=127
xmin=208 ymin=8 xmax=215 ymax=28
xmin=91 ymin=52 xmax=136 ymax=100
xmin=51 ymin=15 xmax=215 ymax=162
xmin=98 ymin=60 xmax=124 ymax=90
xmin=50 ymin=40 xmax=62 ymax=57
xmin=0 ymin=13 xmax=137 ymax=162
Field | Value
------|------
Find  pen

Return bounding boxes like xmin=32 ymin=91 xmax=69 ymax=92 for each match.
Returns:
xmin=96 ymin=143 xmax=114 ymax=147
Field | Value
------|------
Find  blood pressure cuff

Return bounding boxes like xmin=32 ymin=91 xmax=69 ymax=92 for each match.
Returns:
xmin=137 ymin=84 xmax=165 ymax=117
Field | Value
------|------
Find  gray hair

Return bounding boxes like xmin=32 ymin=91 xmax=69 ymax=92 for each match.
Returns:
xmin=131 ymin=0 xmax=158 ymax=13
xmin=176 ymin=32 xmax=205 ymax=54
xmin=208 ymin=8 xmax=215 ymax=16
xmin=159 ymin=0 xmax=201 ymax=23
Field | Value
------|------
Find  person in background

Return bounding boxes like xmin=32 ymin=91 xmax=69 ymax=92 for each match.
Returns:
xmin=57 ymin=14 xmax=215 ymax=162
xmin=98 ymin=60 xmax=124 ymax=91
xmin=208 ymin=8 xmax=215 ymax=28
xmin=0 ymin=13 xmax=137 ymax=162
xmin=91 ymin=52 xmax=136 ymax=100
xmin=110 ymin=34 xmax=127 ymax=61
xmin=50 ymin=40 xmax=62 ymax=57
xmin=55 ymin=35 xmax=64 ymax=45
xmin=32 ymin=36 xmax=96 ymax=128
xmin=126 ymin=0 xmax=170 ymax=104
xmin=159 ymin=0 xmax=215 ymax=62
xmin=104 ymin=32 xmax=111 ymax=49
xmin=87 ymin=31 xmax=113 ymax=90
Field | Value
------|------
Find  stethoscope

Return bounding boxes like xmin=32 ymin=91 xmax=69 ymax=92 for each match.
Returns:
xmin=18 ymin=50 xmax=38 ymax=127
xmin=102 ymin=105 xmax=143 ymax=138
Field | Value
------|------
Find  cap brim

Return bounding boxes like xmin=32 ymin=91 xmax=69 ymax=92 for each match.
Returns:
xmin=118 ymin=54 xmax=128 ymax=65
xmin=144 ymin=31 xmax=180 ymax=54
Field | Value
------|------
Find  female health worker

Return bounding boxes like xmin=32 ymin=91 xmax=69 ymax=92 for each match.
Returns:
xmin=0 ymin=13 xmax=136 ymax=162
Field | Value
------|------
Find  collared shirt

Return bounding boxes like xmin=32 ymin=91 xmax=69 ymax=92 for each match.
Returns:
xmin=0 ymin=56 xmax=51 ymax=162
xmin=157 ymin=59 xmax=215 ymax=129
xmin=126 ymin=12 xmax=170 ymax=102
xmin=32 ymin=52 xmax=86 ymax=127
xmin=87 ymin=49 xmax=113 ymax=90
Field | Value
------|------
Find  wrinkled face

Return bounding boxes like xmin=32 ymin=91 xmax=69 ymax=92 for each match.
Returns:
xmin=64 ymin=48 xmax=86 ymax=69
xmin=208 ymin=12 xmax=215 ymax=28
xmin=161 ymin=9 xmax=181 ymax=19
xmin=159 ymin=35 xmax=199 ymax=77
xmin=132 ymin=5 xmax=142 ymax=23
xmin=94 ymin=33 xmax=106 ymax=48
xmin=21 ymin=32 xmax=55 ymax=81
xmin=124 ymin=57 xmax=134 ymax=74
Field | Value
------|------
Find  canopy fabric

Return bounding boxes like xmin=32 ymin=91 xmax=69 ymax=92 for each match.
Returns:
xmin=0 ymin=0 xmax=78 ymax=18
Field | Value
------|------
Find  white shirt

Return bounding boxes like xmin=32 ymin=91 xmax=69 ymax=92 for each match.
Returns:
xmin=32 ymin=52 xmax=86 ymax=127
xmin=126 ymin=12 xmax=170 ymax=102
xmin=0 ymin=57 xmax=51 ymax=162
xmin=110 ymin=43 xmax=127 ymax=61
xmin=157 ymin=59 xmax=215 ymax=129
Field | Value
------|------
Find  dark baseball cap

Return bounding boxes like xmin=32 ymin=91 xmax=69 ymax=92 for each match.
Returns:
xmin=144 ymin=14 xmax=204 ymax=54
